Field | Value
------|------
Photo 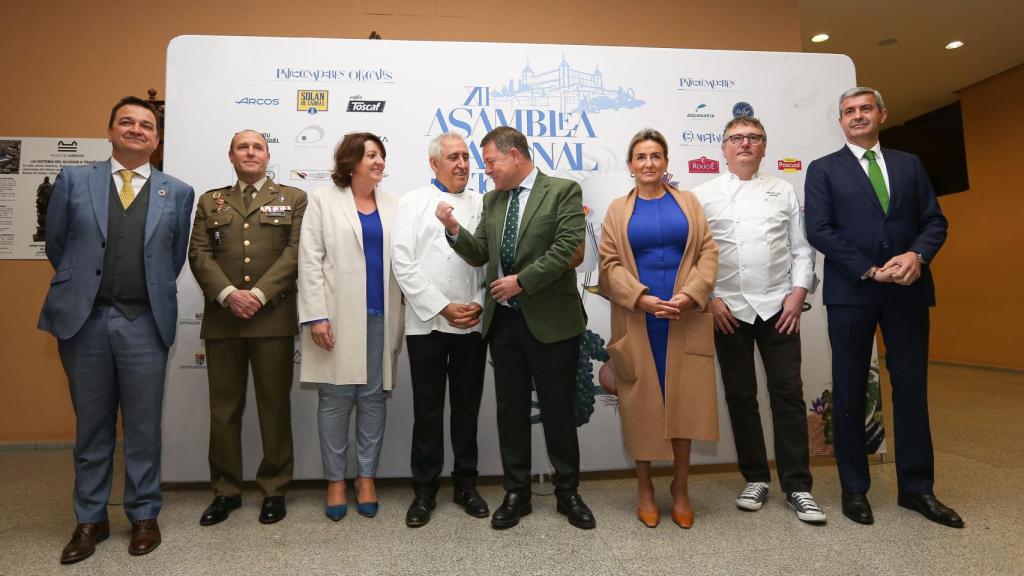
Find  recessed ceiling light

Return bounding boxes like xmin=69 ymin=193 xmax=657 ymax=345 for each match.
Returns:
xmin=811 ymin=33 xmax=830 ymax=43
xmin=878 ymin=38 xmax=899 ymax=47
xmin=945 ymin=40 xmax=964 ymax=50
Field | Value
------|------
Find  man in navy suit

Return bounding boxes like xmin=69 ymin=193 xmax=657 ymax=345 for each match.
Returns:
xmin=39 ymin=96 xmax=195 ymax=563
xmin=805 ymin=87 xmax=962 ymax=528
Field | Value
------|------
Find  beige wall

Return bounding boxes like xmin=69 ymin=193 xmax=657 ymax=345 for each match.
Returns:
xmin=929 ymin=64 xmax=1024 ymax=369
xmin=0 ymin=0 xmax=800 ymax=442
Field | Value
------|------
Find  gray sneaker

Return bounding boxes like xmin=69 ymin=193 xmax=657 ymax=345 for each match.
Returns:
xmin=736 ymin=482 xmax=769 ymax=511
xmin=787 ymin=491 xmax=827 ymax=523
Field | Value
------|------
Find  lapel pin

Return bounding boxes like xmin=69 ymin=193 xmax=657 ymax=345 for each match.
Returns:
xmin=212 ymin=191 xmax=221 ymax=199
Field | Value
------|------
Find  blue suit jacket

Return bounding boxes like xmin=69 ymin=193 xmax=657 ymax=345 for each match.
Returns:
xmin=804 ymin=146 xmax=947 ymax=307
xmin=38 ymin=160 xmax=195 ymax=347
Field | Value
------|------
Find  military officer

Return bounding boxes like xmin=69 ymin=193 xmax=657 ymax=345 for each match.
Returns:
xmin=188 ymin=129 xmax=307 ymax=525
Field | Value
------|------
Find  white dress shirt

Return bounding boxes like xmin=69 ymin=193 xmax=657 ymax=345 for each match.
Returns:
xmin=693 ymin=171 xmax=816 ymax=324
xmin=110 ymin=157 xmax=151 ymax=198
xmin=846 ymin=141 xmax=890 ymax=199
xmin=393 ymin=181 xmax=486 ymax=335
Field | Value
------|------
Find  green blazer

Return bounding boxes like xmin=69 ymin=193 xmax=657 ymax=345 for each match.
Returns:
xmin=452 ymin=170 xmax=586 ymax=343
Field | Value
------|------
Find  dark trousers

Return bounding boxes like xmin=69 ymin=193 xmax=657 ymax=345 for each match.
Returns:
xmin=406 ymin=330 xmax=487 ymax=496
xmin=714 ymin=310 xmax=812 ymax=493
xmin=827 ymin=303 xmax=934 ymax=495
xmin=58 ymin=306 xmax=167 ymax=523
xmin=205 ymin=336 xmax=295 ymax=497
xmin=489 ymin=305 xmax=581 ymax=497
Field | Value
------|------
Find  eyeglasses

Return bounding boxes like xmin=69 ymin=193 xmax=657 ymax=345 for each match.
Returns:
xmin=725 ymin=134 xmax=765 ymax=145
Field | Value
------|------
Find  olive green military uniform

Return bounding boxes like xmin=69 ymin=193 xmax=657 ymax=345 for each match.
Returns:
xmin=188 ymin=178 xmax=307 ymax=498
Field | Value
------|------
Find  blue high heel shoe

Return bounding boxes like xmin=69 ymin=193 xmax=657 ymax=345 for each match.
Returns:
xmin=325 ymin=502 xmax=348 ymax=521
xmin=356 ymin=500 xmax=378 ymax=518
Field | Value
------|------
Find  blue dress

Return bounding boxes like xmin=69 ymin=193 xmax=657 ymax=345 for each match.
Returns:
xmin=627 ymin=193 xmax=689 ymax=396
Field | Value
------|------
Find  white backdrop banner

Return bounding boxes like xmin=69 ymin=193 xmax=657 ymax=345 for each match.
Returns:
xmin=163 ymin=35 xmax=879 ymax=482
xmin=0 ymin=137 xmax=111 ymax=259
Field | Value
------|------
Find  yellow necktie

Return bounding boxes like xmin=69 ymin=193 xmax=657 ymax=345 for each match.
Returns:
xmin=118 ymin=169 xmax=136 ymax=209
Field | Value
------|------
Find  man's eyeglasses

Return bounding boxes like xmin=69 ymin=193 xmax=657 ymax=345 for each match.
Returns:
xmin=725 ymin=134 xmax=765 ymax=145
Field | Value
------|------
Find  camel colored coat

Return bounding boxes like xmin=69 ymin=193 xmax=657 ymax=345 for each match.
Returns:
xmin=598 ymin=185 xmax=720 ymax=460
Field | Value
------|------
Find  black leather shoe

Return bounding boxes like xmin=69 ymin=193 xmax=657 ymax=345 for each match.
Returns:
xmin=199 ymin=495 xmax=242 ymax=526
xmin=898 ymin=493 xmax=964 ymax=528
xmin=259 ymin=496 xmax=287 ymax=524
xmin=405 ymin=495 xmax=436 ymax=528
xmin=490 ymin=492 xmax=531 ymax=530
xmin=556 ymin=493 xmax=596 ymax=529
xmin=454 ymin=487 xmax=490 ymax=518
xmin=841 ymin=492 xmax=874 ymax=525
xmin=60 ymin=521 xmax=109 ymax=564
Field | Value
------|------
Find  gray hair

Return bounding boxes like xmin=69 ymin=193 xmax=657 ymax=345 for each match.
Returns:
xmin=721 ymin=116 xmax=767 ymax=143
xmin=427 ymin=133 xmax=467 ymax=160
xmin=839 ymin=87 xmax=886 ymax=116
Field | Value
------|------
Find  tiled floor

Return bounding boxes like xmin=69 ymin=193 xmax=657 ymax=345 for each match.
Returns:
xmin=1 ymin=363 xmax=1021 ymax=575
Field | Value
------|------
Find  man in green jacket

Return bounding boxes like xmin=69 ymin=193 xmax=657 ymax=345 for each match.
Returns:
xmin=436 ymin=126 xmax=593 ymax=530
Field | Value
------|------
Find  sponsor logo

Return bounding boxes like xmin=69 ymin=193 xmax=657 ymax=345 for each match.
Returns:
xmin=275 ymin=68 xmax=394 ymax=82
xmin=260 ymin=132 xmax=280 ymax=144
xmin=297 ymin=90 xmax=328 ymax=114
xmin=289 ymin=169 xmax=331 ymax=181
xmin=777 ymin=158 xmax=803 ymax=173
xmin=195 ymin=350 xmax=206 ymax=366
xmin=732 ymin=101 xmax=754 ymax=118
xmin=688 ymin=156 xmax=720 ymax=174
xmin=57 ymin=140 xmax=78 ymax=152
xmin=685 ymin=104 xmax=715 ymax=120
xmin=679 ymin=77 xmax=735 ymax=90
xmin=347 ymin=98 xmax=386 ymax=113
xmin=295 ymin=125 xmax=325 ymax=144
xmin=293 ymin=350 xmax=302 ymax=365
xmin=267 ymin=165 xmax=279 ymax=180
xmin=178 ymin=313 xmax=203 ymax=327
xmin=235 ymin=97 xmax=280 ymax=106
xmin=681 ymin=130 xmax=722 ymax=145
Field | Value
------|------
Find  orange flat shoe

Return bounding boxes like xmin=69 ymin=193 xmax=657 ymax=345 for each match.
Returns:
xmin=672 ymin=507 xmax=694 ymax=529
xmin=637 ymin=506 xmax=660 ymax=528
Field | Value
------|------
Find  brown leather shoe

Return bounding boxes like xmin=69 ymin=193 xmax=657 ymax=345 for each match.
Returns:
xmin=60 ymin=521 xmax=110 ymax=564
xmin=128 ymin=519 xmax=161 ymax=556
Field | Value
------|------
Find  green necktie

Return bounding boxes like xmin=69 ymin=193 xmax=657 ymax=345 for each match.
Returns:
xmin=243 ymin=185 xmax=256 ymax=210
xmin=499 ymin=187 xmax=523 ymax=308
xmin=863 ymin=150 xmax=889 ymax=214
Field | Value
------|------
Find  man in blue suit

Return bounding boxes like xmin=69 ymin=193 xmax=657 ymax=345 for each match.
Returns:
xmin=38 ymin=96 xmax=195 ymax=563
xmin=805 ymin=87 xmax=962 ymax=528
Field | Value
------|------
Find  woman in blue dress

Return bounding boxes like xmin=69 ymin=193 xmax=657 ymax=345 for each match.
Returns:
xmin=599 ymin=129 xmax=719 ymax=528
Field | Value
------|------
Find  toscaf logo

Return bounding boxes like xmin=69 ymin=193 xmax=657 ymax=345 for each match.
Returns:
xmin=347 ymin=97 xmax=386 ymax=113
xmin=297 ymin=90 xmax=328 ymax=114
xmin=777 ymin=158 xmax=803 ymax=173
xmin=688 ymin=156 xmax=720 ymax=174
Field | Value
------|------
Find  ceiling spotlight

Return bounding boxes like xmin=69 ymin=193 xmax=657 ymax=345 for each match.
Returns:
xmin=878 ymin=38 xmax=899 ymax=47
xmin=945 ymin=40 xmax=964 ymax=50
xmin=811 ymin=33 xmax=830 ymax=43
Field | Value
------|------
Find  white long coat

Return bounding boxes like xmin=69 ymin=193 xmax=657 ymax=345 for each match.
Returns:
xmin=297 ymin=184 xmax=404 ymax=389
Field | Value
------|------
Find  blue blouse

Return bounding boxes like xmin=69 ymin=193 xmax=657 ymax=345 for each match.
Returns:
xmin=358 ymin=210 xmax=385 ymax=316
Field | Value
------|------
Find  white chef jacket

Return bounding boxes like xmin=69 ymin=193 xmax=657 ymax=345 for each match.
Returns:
xmin=693 ymin=171 xmax=816 ymax=324
xmin=392 ymin=181 xmax=486 ymax=335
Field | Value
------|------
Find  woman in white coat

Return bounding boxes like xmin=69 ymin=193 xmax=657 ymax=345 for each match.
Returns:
xmin=297 ymin=132 xmax=404 ymax=520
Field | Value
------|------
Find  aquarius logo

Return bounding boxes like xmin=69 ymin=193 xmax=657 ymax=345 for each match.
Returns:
xmin=686 ymin=104 xmax=715 ymax=119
